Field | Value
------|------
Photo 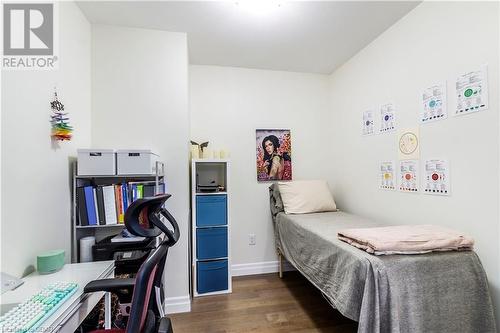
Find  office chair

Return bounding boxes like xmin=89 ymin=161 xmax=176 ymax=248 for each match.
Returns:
xmin=84 ymin=194 xmax=180 ymax=333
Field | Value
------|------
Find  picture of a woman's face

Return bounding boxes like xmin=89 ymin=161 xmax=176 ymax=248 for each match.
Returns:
xmin=256 ymin=130 xmax=292 ymax=182
xmin=264 ymin=140 xmax=275 ymax=154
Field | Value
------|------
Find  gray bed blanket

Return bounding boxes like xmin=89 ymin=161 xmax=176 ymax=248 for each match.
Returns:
xmin=275 ymin=211 xmax=496 ymax=333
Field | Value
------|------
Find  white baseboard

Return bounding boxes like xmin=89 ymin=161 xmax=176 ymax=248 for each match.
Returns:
xmin=231 ymin=260 xmax=296 ymax=277
xmin=164 ymin=295 xmax=191 ymax=314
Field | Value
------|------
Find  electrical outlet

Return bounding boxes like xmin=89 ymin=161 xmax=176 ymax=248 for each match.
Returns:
xmin=249 ymin=234 xmax=256 ymax=246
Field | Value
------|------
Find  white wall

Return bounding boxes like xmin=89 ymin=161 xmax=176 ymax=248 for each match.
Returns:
xmin=91 ymin=25 xmax=190 ymax=305
xmin=190 ymin=65 xmax=331 ymax=267
xmin=1 ymin=2 xmax=91 ymax=276
xmin=327 ymin=1 xmax=500 ymax=321
xmin=1 ymin=2 xmax=91 ymax=277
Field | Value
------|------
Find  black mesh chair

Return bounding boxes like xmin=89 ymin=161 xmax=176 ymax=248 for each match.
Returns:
xmin=84 ymin=194 xmax=180 ymax=333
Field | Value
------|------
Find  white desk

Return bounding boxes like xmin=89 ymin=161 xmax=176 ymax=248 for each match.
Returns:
xmin=0 ymin=261 xmax=114 ymax=333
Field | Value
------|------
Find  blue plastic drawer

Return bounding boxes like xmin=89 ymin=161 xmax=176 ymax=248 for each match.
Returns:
xmin=197 ymin=227 xmax=228 ymax=260
xmin=197 ymin=259 xmax=228 ymax=294
xmin=196 ymin=195 xmax=227 ymax=227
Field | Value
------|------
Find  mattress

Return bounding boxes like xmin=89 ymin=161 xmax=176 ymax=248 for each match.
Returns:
xmin=275 ymin=211 xmax=496 ymax=333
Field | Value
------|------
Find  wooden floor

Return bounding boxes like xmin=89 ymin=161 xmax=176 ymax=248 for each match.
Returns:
xmin=170 ymin=272 xmax=358 ymax=333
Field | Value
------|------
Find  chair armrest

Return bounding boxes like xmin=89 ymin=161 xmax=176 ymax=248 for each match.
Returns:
xmin=84 ymin=278 xmax=135 ymax=294
xmin=157 ymin=317 xmax=173 ymax=333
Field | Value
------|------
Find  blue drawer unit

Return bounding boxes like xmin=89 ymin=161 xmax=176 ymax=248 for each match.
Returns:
xmin=197 ymin=259 xmax=228 ymax=294
xmin=196 ymin=227 xmax=228 ymax=260
xmin=196 ymin=195 xmax=227 ymax=227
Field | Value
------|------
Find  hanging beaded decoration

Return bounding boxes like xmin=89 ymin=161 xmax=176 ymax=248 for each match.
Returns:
xmin=50 ymin=91 xmax=73 ymax=141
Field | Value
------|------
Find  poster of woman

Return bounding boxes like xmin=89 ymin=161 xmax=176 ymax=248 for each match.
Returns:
xmin=256 ymin=129 xmax=292 ymax=181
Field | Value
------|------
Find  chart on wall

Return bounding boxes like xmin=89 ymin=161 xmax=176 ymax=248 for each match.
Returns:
xmin=456 ymin=65 xmax=488 ymax=115
xmin=423 ymin=159 xmax=450 ymax=195
xmin=380 ymin=161 xmax=395 ymax=190
xmin=398 ymin=129 xmax=419 ymax=160
xmin=380 ymin=103 xmax=396 ymax=133
xmin=362 ymin=110 xmax=375 ymax=136
xmin=399 ymin=160 xmax=419 ymax=192
xmin=421 ymin=83 xmax=447 ymax=123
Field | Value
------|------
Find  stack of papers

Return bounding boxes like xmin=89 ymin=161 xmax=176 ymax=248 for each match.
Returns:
xmin=110 ymin=230 xmax=146 ymax=243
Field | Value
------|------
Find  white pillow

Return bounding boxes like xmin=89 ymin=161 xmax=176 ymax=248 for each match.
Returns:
xmin=278 ymin=180 xmax=337 ymax=214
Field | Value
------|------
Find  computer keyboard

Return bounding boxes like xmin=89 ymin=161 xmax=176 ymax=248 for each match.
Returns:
xmin=0 ymin=281 xmax=78 ymax=333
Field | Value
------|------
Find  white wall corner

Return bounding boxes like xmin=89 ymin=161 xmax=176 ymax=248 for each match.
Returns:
xmin=164 ymin=295 xmax=191 ymax=314
xmin=231 ymin=260 xmax=296 ymax=277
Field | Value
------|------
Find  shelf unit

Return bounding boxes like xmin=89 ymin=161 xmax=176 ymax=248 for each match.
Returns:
xmin=191 ymin=159 xmax=232 ymax=297
xmin=71 ymin=161 xmax=165 ymax=263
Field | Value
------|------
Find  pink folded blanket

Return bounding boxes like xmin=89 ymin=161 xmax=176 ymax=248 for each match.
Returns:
xmin=337 ymin=224 xmax=474 ymax=255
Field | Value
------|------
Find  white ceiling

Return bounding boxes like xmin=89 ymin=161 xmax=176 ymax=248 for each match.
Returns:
xmin=77 ymin=1 xmax=420 ymax=74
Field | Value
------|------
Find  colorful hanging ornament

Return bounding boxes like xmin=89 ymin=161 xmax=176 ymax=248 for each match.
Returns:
xmin=50 ymin=90 xmax=73 ymax=141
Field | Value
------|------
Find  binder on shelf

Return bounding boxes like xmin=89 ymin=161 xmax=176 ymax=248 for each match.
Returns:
xmin=144 ymin=183 xmax=165 ymax=197
xmin=119 ymin=185 xmax=124 ymax=222
xmin=75 ymin=181 xmax=166 ymax=228
xmin=84 ymin=186 xmax=98 ymax=226
xmin=95 ymin=186 xmax=106 ymax=225
xmin=103 ymin=185 xmax=118 ymax=225
xmin=131 ymin=184 xmax=138 ymax=202
xmin=77 ymin=187 xmax=89 ymax=226
xmin=71 ymin=159 xmax=165 ymax=263
xmin=122 ymin=183 xmax=129 ymax=211
xmin=93 ymin=188 xmax=100 ymax=225
xmin=129 ymin=181 xmax=152 ymax=200
xmin=137 ymin=185 xmax=144 ymax=199
xmin=127 ymin=181 xmax=165 ymax=201
xmin=143 ymin=184 xmax=155 ymax=197
xmin=115 ymin=184 xmax=124 ymax=224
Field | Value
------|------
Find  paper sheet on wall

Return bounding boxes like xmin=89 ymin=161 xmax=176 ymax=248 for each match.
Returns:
xmin=362 ymin=110 xmax=375 ymax=136
xmin=398 ymin=160 xmax=419 ymax=193
xmin=421 ymin=83 xmax=447 ymax=123
xmin=398 ymin=128 xmax=419 ymax=160
xmin=423 ymin=159 xmax=450 ymax=195
xmin=380 ymin=161 xmax=395 ymax=190
xmin=455 ymin=65 xmax=488 ymax=115
xmin=380 ymin=103 xmax=396 ymax=133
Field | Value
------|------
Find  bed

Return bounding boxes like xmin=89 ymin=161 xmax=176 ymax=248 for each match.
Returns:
xmin=269 ymin=184 xmax=496 ymax=333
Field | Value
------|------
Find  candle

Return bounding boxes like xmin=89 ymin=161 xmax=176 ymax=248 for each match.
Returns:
xmin=202 ymin=148 xmax=212 ymax=159
xmin=191 ymin=145 xmax=199 ymax=159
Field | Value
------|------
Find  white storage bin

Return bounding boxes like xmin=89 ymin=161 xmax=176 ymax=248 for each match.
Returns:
xmin=116 ymin=150 xmax=160 ymax=175
xmin=77 ymin=149 xmax=116 ymax=175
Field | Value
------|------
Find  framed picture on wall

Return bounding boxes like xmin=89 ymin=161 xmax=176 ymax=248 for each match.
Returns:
xmin=256 ymin=129 xmax=292 ymax=182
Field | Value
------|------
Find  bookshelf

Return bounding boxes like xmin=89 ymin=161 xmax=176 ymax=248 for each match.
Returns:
xmin=191 ymin=159 xmax=232 ymax=297
xmin=71 ymin=161 xmax=165 ymax=263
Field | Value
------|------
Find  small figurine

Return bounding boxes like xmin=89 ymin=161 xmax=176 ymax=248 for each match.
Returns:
xmin=190 ymin=140 xmax=209 ymax=158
